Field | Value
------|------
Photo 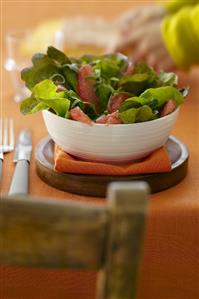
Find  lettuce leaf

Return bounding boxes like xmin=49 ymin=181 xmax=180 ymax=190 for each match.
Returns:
xmin=21 ymin=46 xmax=72 ymax=90
xmin=20 ymin=47 xmax=186 ymax=122
xmin=119 ymin=63 xmax=159 ymax=94
xmin=64 ymin=90 xmax=97 ymax=120
xmin=20 ymin=80 xmax=70 ymax=117
xmin=118 ymin=64 xmax=179 ymax=95
xmin=96 ymin=81 xmax=113 ymax=112
xmin=119 ymin=73 xmax=150 ymax=95
xmin=21 ymin=53 xmax=59 ymax=89
xmin=133 ymin=63 xmax=154 ymax=74
xmin=140 ymin=86 xmax=184 ymax=107
xmin=20 ymin=97 xmax=48 ymax=115
xmin=119 ymin=97 xmax=142 ymax=112
xmin=119 ymin=105 xmax=153 ymax=124
xmin=93 ymin=53 xmax=128 ymax=79
xmin=136 ymin=106 xmax=154 ymax=122
xmin=79 ymin=54 xmax=99 ymax=64
xmin=47 ymin=46 xmax=71 ymax=65
xmin=32 ymin=79 xmax=66 ymax=99
xmin=62 ymin=64 xmax=78 ymax=91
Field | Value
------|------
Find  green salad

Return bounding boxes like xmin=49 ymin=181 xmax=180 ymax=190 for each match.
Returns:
xmin=20 ymin=46 xmax=188 ymax=125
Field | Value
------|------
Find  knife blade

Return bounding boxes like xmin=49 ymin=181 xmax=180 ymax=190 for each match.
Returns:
xmin=9 ymin=129 xmax=32 ymax=195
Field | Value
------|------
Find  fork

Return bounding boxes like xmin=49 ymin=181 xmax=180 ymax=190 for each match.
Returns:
xmin=0 ymin=118 xmax=14 ymax=180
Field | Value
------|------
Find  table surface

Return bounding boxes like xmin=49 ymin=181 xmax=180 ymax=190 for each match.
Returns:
xmin=1 ymin=1 xmax=199 ymax=299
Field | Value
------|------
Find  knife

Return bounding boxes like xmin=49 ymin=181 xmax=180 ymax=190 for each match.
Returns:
xmin=9 ymin=129 xmax=32 ymax=195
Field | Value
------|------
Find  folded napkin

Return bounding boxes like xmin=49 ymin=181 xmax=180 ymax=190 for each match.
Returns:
xmin=54 ymin=145 xmax=171 ymax=176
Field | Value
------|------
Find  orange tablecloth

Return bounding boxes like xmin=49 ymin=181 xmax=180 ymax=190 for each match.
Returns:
xmin=1 ymin=1 xmax=199 ymax=299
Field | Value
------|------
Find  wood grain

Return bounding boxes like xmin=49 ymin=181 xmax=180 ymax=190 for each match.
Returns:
xmin=97 ymin=182 xmax=149 ymax=299
xmin=0 ymin=195 xmax=108 ymax=269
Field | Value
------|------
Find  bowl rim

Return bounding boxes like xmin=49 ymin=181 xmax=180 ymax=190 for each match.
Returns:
xmin=43 ymin=106 xmax=179 ymax=127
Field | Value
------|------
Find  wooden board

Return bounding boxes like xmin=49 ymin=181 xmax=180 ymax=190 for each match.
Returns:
xmin=35 ymin=136 xmax=189 ymax=197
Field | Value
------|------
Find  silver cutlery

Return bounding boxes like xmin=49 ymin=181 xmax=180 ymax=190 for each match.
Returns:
xmin=0 ymin=118 xmax=14 ymax=180
xmin=9 ymin=129 xmax=32 ymax=195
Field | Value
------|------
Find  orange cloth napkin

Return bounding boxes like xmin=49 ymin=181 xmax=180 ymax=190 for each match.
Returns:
xmin=54 ymin=145 xmax=171 ymax=175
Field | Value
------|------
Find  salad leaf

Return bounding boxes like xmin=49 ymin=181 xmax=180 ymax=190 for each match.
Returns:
xmin=20 ymin=96 xmax=48 ymax=115
xmin=21 ymin=53 xmax=59 ymax=89
xmin=21 ymin=46 xmax=73 ymax=89
xmin=20 ymin=80 xmax=70 ymax=117
xmin=93 ymin=53 xmax=128 ymax=79
xmin=119 ymin=97 xmax=142 ymax=112
xmin=68 ymin=90 xmax=85 ymax=111
xmin=119 ymin=105 xmax=153 ymax=124
xmin=133 ymin=63 xmax=155 ymax=75
xmin=32 ymin=79 xmax=65 ymax=99
xmin=70 ymin=100 xmax=97 ymax=120
xmin=20 ymin=47 xmax=187 ymax=123
xmin=50 ymin=73 xmax=66 ymax=85
xmin=119 ymin=73 xmax=150 ymax=95
xmin=83 ymin=102 xmax=98 ymax=120
xmin=65 ymin=90 xmax=97 ymax=120
xmin=104 ymin=53 xmax=129 ymax=73
xmin=47 ymin=46 xmax=71 ymax=66
xmin=33 ymin=80 xmax=70 ymax=116
xmin=62 ymin=64 xmax=78 ymax=91
xmin=133 ymin=63 xmax=158 ymax=81
xmin=140 ymin=86 xmax=184 ymax=107
xmin=94 ymin=57 xmax=120 ymax=78
xmin=80 ymin=54 xmax=99 ymax=64
xmin=148 ymin=99 xmax=159 ymax=111
xmin=132 ymin=65 xmax=178 ymax=87
xmin=119 ymin=108 xmax=138 ymax=123
xmin=119 ymin=63 xmax=163 ymax=94
xmin=66 ymin=90 xmax=82 ymax=104
xmin=96 ymin=82 xmax=113 ymax=112
xmin=37 ymin=98 xmax=70 ymax=117
xmin=136 ymin=106 xmax=154 ymax=122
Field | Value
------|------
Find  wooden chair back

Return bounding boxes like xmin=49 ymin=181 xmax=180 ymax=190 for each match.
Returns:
xmin=0 ymin=182 xmax=149 ymax=299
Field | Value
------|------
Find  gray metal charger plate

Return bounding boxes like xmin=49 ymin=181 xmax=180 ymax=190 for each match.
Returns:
xmin=35 ymin=136 xmax=189 ymax=197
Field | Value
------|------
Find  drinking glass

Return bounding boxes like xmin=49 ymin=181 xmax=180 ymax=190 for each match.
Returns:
xmin=53 ymin=17 xmax=119 ymax=57
xmin=4 ymin=29 xmax=31 ymax=102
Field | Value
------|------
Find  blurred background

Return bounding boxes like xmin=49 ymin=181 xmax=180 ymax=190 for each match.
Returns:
xmin=1 ymin=0 xmax=150 ymax=101
xmin=2 ymin=1 xmax=147 ymax=32
xmin=2 ymin=0 xmax=148 ymax=56
xmin=1 ymin=0 xmax=199 ymax=102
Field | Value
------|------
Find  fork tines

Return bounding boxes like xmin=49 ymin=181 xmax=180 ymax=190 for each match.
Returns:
xmin=0 ymin=118 xmax=14 ymax=158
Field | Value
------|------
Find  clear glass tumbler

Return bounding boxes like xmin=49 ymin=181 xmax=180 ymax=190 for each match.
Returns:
xmin=4 ymin=29 xmax=31 ymax=102
xmin=53 ymin=17 xmax=119 ymax=57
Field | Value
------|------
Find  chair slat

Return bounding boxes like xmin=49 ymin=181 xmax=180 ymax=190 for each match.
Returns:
xmin=97 ymin=182 xmax=149 ymax=299
xmin=0 ymin=195 xmax=108 ymax=270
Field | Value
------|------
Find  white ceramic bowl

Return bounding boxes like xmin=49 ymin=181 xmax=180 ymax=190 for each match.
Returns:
xmin=42 ymin=108 xmax=179 ymax=163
